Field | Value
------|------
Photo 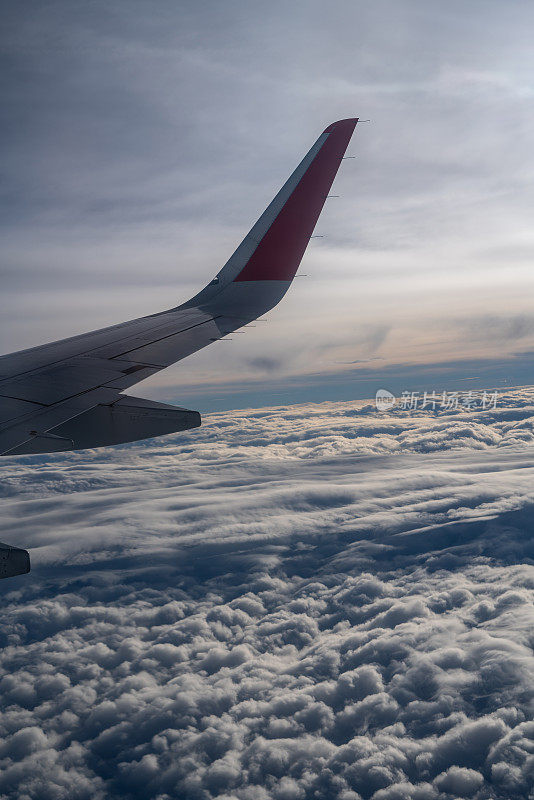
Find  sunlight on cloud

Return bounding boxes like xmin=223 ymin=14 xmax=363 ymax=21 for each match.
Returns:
xmin=0 ymin=391 xmax=533 ymax=798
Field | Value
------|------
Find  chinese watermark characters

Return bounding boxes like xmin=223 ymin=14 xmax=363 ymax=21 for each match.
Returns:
xmin=375 ymin=389 xmax=498 ymax=412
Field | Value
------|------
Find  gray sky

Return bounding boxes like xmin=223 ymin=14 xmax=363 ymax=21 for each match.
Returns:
xmin=3 ymin=0 xmax=534 ymax=408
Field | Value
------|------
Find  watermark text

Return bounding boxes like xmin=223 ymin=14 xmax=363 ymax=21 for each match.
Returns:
xmin=375 ymin=389 xmax=498 ymax=412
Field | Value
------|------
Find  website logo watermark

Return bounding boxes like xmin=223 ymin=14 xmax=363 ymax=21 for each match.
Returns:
xmin=375 ymin=389 xmax=498 ymax=412
xmin=375 ymin=389 xmax=396 ymax=411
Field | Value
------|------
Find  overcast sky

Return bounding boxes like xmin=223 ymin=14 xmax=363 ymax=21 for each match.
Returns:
xmin=3 ymin=0 xmax=534 ymax=409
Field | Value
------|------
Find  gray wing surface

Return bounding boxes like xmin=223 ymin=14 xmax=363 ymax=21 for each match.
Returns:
xmin=0 ymin=118 xmax=358 ymax=577
xmin=0 ymin=118 xmax=358 ymax=460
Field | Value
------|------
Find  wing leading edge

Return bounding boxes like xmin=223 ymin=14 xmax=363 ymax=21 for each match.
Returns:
xmin=0 ymin=118 xmax=358 ymax=461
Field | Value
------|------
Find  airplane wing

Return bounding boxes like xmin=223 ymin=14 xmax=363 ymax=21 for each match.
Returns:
xmin=0 ymin=118 xmax=358 ymax=463
xmin=0 ymin=117 xmax=358 ymax=577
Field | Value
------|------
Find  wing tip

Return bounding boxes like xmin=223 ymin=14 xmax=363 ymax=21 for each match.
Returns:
xmin=322 ymin=118 xmax=359 ymax=134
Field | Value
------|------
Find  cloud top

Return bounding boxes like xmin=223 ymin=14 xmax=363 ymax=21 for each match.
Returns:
xmin=1 ymin=393 xmax=534 ymax=798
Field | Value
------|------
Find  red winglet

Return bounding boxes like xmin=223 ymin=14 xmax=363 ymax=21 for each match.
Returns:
xmin=233 ymin=118 xmax=358 ymax=282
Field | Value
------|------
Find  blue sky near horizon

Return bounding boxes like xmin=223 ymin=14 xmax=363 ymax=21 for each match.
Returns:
xmin=165 ymin=351 xmax=534 ymax=412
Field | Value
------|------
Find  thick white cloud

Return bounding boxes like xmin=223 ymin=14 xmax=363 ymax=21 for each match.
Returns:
xmin=0 ymin=392 xmax=533 ymax=798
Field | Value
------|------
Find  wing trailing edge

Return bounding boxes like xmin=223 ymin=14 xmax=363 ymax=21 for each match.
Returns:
xmin=6 ymin=396 xmax=201 ymax=456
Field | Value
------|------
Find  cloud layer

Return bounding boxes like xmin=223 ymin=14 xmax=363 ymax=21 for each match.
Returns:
xmin=1 ymin=393 xmax=534 ymax=799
